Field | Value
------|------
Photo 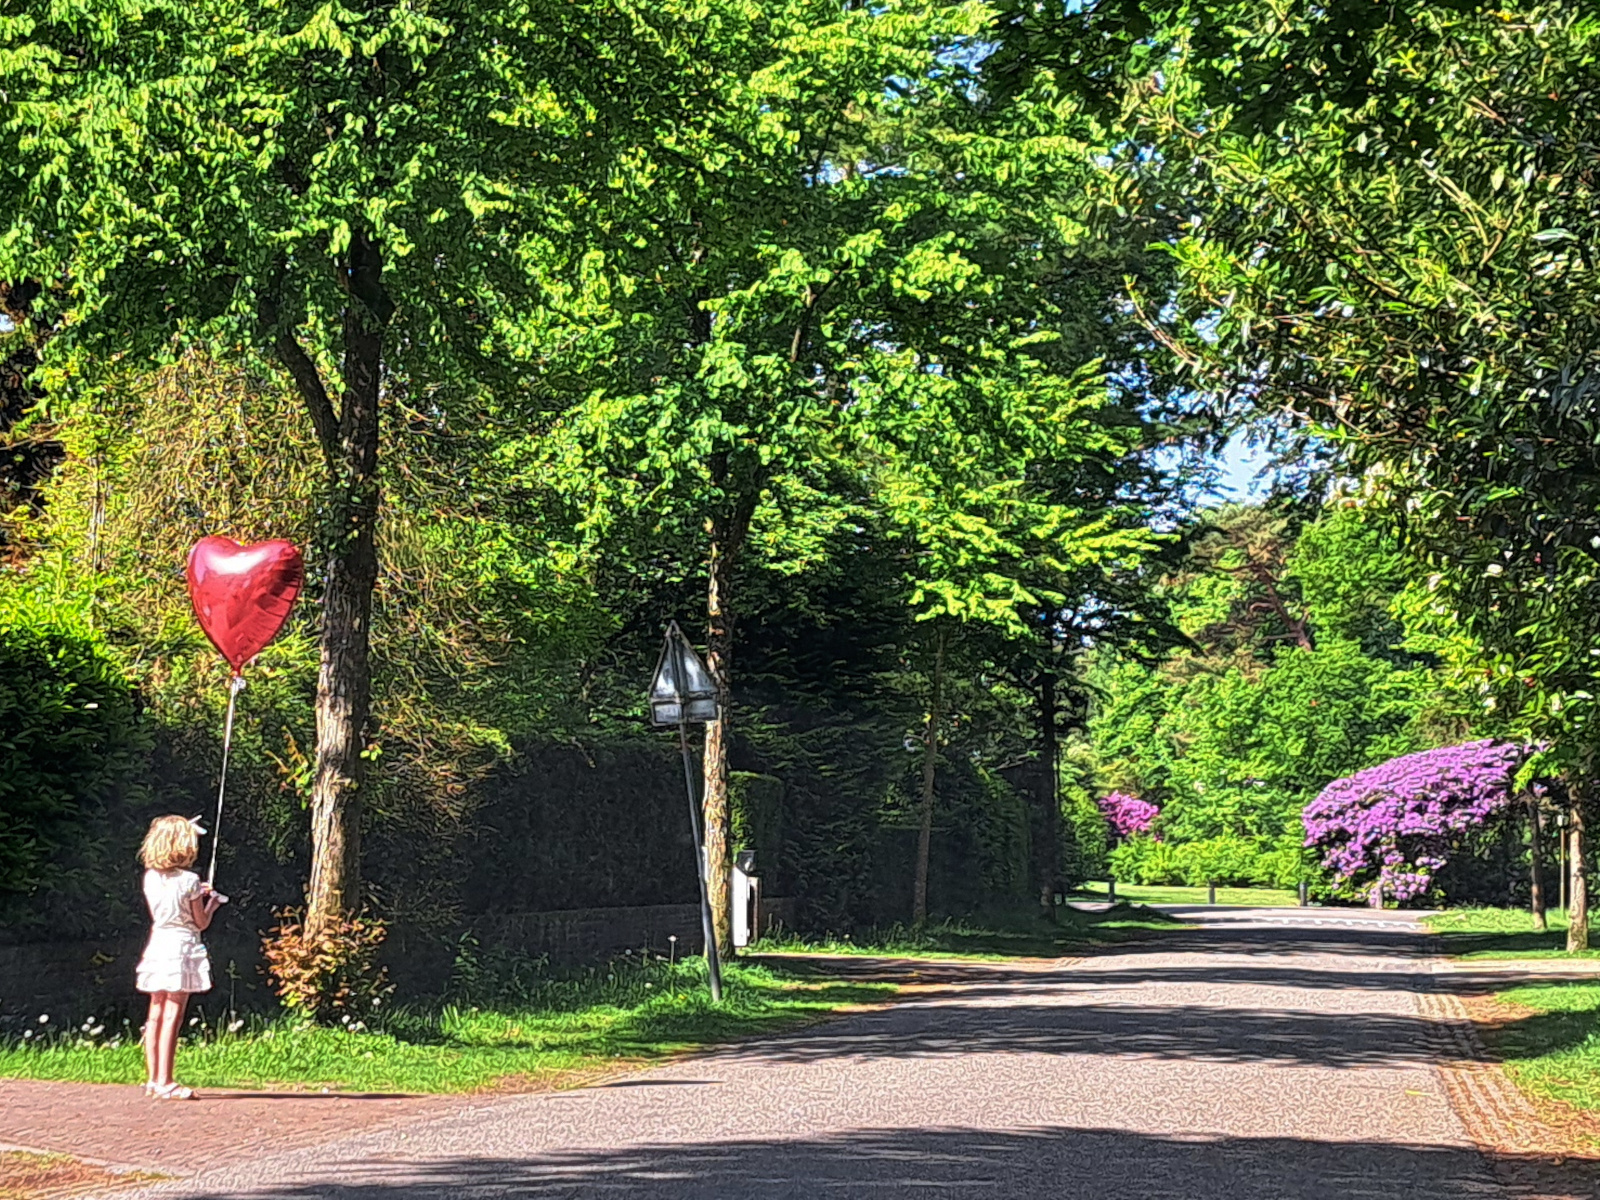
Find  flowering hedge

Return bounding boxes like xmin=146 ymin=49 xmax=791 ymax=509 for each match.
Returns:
xmin=1302 ymin=739 xmax=1530 ymax=902
xmin=1097 ymin=791 xmax=1160 ymax=839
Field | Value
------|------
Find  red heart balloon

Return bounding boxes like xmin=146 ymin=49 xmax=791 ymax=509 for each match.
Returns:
xmin=187 ymin=537 xmax=305 ymax=674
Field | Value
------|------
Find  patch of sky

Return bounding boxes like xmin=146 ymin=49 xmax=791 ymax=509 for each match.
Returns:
xmin=1212 ymin=430 xmax=1270 ymax=499
xmin=0 ymin=313 xmax=13 ymax=335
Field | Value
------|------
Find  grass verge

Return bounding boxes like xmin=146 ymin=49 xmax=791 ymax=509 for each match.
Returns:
xmin=1073 ymin=882 xmax=1299 ymax=908
xmin=0 ymin=957 xmax=893 ymax=1095
xmin=763 ymin=903 xmax=1181 ymax=961
xmin=1476 ymin=982 xmax=1600 ymax=1121
xmin=1422 ymin=907 xmax=1600 ymax=959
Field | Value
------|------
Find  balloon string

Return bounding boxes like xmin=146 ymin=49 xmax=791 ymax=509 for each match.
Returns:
xmin=208 ymin=674 xmax=246 ymax=888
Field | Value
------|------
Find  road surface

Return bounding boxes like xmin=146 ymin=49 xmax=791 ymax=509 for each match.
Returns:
xmin=101 ymin=907 xmax=1592 ymax=1198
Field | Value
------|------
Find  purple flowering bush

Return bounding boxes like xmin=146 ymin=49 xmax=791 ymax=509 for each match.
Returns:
xmin=1302 ymin=739 xmax=1530 ymax=903
xmin=1097 ymin=791 xmax=1160 ymax=839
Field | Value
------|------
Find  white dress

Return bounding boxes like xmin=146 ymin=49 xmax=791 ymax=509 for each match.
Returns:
xmin=135 ymin=869 xmax=212 ymax=994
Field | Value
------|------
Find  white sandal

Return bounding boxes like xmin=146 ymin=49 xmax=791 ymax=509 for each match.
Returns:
xmin=151 ymin=1083 xmax=195 ymax=1100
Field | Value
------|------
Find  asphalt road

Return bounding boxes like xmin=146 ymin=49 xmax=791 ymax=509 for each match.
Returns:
xmin=121 ymin=909 xmax=1550 ymax=1200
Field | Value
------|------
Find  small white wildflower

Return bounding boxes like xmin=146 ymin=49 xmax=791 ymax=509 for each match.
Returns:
xmin=22 ymin=1029 xmax=32 ymax=1040
xmin=228 ymin=1019 xmax=244 ymax=1033
xmin=37 ymin=1014 xmax=48 ymax=1024
xmin=90 ymin=1025 xmax=104 ymax=1036
xmin=188 ymin=1017 xmax=199 ymax=1026
xmin=1486 ymin=563 xmax=1503 ymax=576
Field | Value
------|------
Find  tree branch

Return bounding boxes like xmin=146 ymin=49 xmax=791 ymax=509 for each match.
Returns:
xmin=257 ymin=264 xmax=340 ymax=463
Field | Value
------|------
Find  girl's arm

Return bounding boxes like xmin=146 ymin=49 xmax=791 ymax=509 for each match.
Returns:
xmin=189 ymin=885 xmax=220 ymax=931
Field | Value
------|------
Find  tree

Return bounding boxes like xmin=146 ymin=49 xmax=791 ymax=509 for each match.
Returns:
xmin=996 ymin=0 xmax=1600 ymax=943
xmin=528 ymin=2 xmax=1171 ymax=945
xmin=0 ymin=0 xmax=750 ymax=935
xmin=864 ymin=360 xmax=1161 ymax=922
xmin=1088 ymin=500 xmax=1452 ymax=888
xmin=0 ymin=286 xmax=62 ymax=560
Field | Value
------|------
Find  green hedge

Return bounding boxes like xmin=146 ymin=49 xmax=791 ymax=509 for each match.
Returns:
xmin=0 ymin=615 xmax=152 ymax=924
xmin=1109 ymin=833 xmax=1313 ymax=889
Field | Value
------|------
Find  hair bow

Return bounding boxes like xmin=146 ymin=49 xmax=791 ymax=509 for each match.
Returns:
xmin=187 ymin=816 xmax=208 ymax=836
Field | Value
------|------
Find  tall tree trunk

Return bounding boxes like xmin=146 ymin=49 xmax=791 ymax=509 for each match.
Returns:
xmin=1569 ymin=779 xmax=1589 ymax=954
xmin=1528 ymin=796 xmax=1547 ymax=932
xmin=701 ymin=501 xmax=752 ymax=960
xmin=267 ymin=233 xmax=390 ymax=938
xmin=912 ymin=625 xmax=946 ymax=928
xmin=1032 ymin=662 xmax=1061 ymax=916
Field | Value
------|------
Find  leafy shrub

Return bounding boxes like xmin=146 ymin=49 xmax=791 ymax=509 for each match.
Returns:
xmin=729 ymin=771 xmax=785 ymax=877
xmin=261 ymin=909 xmax=393 ymax=1021
xmin=1110 ymin=833 xmax=1311 ymax=888
xmin=1303 ymin=739 xmax=1528 ymax=902
xmin=0 ymin=613 xmax=150 ymax=903
xmin=1096 ymin=791 xmax=1159 ymax=838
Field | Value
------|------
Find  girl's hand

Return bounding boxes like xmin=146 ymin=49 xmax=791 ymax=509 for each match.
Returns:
xmin=199 ymin=883 xmax=229 ymax=910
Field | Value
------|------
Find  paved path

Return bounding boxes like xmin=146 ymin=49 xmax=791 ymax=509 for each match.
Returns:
xmin=80 ymin=908 xmax=1596 ymax=1200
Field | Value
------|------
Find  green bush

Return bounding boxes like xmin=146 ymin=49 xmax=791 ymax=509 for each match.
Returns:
xmin=0 ymin=610 xmax=150 ymax=907
xmin=1110 ymin=833 xmax=1312 ymax=889
xmin=729 ymin=771 xmax=785 ymax=878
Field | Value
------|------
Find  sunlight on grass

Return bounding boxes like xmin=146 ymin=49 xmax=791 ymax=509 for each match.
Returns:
xmin=1488 ymin=983 xmax=1600 ymax=1115
xmin=1422 ymin=907 xmax=1600 ymax=959
xmin=1074 ymin=882 xmax=1299 ymax=908
xmin=0 ymin=960 xmax=894 ymax=1094
xmin=764 ymin=905 xmax=1180 ymax=961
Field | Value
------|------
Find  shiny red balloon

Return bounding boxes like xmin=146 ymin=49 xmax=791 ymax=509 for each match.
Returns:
xmin=186 ymin=537 xmax=305 ymax=674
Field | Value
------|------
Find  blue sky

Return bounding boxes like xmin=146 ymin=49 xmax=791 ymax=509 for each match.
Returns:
xmin=1214 ymin=431 xmax=1269 ymax=500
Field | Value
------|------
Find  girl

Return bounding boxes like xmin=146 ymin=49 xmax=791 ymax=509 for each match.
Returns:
xmin=135 ymin=815 xmax=226 ymax=1100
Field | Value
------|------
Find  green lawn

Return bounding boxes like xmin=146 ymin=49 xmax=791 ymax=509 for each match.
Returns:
xmin=762 ymin=903 xmax=1182 ymax=962
xmin=0 ymin=959 xmax=894 ymax=1094
xmin=1422 ymin=907 xmax=1600 ymax=960
xmin=1482 ymin=982 xmax=1600 ymax=1117
xmin=1074 ymin=882 xmax=1300 ymax=908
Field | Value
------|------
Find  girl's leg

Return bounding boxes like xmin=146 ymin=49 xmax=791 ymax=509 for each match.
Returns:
xmin=142 ymin=993 xmax=164 ymax=1087
xmin=154 ymin=992 xmax=188 ymax=1087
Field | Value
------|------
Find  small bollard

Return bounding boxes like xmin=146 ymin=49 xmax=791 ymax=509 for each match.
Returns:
xmin=1298 ymin=881 xmax=1308 ymax=907
xmin=1207 ymin=881 xmax=1216 ymax=905
xmin=1108 ymin=878 xmax=1116 ymax=904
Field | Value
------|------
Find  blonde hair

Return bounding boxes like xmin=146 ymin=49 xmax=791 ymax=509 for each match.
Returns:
xmin=139 ymin=815 xmax=199 ymax=871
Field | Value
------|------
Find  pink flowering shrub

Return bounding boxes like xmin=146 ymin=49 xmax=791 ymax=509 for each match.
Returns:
xmin=1302 ymin=739 xmax=1530 ymax=903
xmin=1097 ymin=791 xmax=1160 ymax=839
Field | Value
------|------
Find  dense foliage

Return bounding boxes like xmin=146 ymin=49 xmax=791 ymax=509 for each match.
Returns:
xmin=995 ymin=0 xmax=1599 ymax=940
xmin=0 ymin=605 xmax=149 ymax=921
xmin=1305 ymin=740 xmax=1529 ymax=903
xmin=1 ymin=0 xmax=1595 ymax=1002
xmin=1083 ymin=503 xmax=1455 ymax=889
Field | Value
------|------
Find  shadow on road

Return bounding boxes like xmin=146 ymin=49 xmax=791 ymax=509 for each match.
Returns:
xmin=178 ymin=1125 xmax=1593 ymax=1199
xmin=749 ymin=922 xmax=1597 ymax=1072
xmin=703 ymin=1001 xmax=1461 ymax=1068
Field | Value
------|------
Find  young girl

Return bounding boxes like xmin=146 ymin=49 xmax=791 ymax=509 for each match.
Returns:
xmin=135 ymin=815 xmax=226 ymax=1100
